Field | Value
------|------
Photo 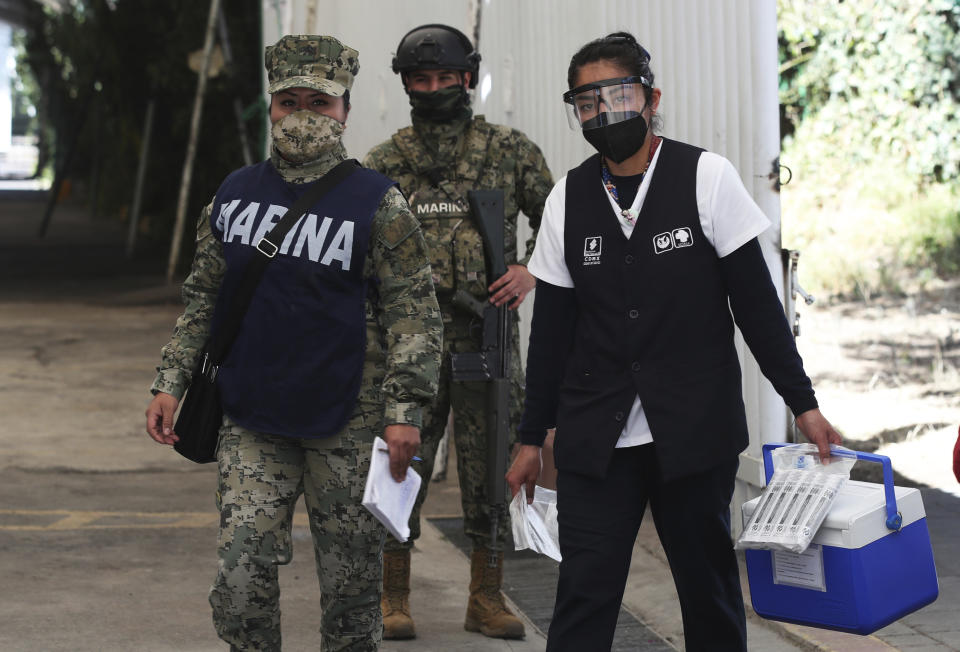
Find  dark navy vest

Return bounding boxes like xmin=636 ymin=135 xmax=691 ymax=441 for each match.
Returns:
xmin=209 ymin=161 xmax=395 ymax=438
xmin=558 ymin=139 xmax=749 ymax=480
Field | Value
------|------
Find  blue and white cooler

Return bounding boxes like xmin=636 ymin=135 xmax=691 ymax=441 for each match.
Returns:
xmin=741 ymin=443 xmax=939 ymax=634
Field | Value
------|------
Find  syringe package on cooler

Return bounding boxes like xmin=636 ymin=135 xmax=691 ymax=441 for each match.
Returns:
xmin=736 ymin=445 xmax=854 ymax=554
xmin=797 ymin=474 xmax=845 ymax=547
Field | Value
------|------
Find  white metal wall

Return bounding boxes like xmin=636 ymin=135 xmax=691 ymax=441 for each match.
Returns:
xmin=263 ymin=0 xmax=786 ymax=521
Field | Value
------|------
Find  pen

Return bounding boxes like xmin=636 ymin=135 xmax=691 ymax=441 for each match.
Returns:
xmin=377 ymin=446 xmax=422 ymax=462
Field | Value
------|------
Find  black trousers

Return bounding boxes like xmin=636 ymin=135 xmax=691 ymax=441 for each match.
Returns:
xmin=546 ymin=445 xmax=746 ymax=652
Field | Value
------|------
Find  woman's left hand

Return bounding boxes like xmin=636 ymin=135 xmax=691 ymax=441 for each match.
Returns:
xmin=795 ymin=408 xmax=843 ymax=462
xmin=488 ymin=264 xmax=535 ymax=310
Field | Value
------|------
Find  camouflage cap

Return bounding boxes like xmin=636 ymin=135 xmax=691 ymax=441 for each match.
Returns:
xmin=265 ymin=34 xmax=360 ymax=97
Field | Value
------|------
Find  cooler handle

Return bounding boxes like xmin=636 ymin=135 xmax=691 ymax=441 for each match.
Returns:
xmin=761 ymin=443 xmax=903 ymax=532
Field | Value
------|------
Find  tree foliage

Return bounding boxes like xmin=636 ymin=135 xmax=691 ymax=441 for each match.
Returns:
xmin=778 ymin=0 xmax=960 ymax=297
xmin=780 ymin=0 xmax=960 ymax=182
xmin=18 ymin=0 xmax=264 ymax=246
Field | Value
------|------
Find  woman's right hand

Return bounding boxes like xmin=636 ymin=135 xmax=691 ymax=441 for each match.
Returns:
xmin=145 ymin=392 xmax=180 ymax=445
xmin=506 ymin=445 xmax=542 ymax=504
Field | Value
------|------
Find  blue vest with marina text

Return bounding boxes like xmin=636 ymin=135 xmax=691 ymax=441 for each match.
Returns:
xmin=209 ymin=160 xmax=395 ymax=438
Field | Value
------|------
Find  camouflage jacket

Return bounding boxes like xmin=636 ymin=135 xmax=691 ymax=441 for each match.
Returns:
xmin=363 ymin=114 xmax=553 ymax=310
xmin=151 ymin=141 xmax=442 ymax=429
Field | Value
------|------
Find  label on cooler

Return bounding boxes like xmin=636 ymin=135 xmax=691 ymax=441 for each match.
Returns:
xmin=773 ymin=544 xmax=827 ymax=592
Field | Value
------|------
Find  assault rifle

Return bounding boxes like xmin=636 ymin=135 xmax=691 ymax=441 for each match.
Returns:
xmin=450 ymin=189 xmax=511 ymax=564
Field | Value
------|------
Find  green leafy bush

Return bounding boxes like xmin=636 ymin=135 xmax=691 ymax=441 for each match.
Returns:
xmin=779 ymin=0 xmax=960 ymax=298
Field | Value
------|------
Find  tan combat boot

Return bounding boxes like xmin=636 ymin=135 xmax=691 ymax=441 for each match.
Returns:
xmin=382 ymin=549 xmax=416 ymax=639
xmin=464 ymin=547 xmax=525 ymax=639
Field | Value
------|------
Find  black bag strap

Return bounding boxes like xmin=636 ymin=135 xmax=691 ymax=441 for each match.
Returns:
xmin=206 ymin=158 xmax=359 ymax=366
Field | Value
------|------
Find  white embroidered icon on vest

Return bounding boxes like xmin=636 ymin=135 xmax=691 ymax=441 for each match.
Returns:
xmin=653 ymin=227 xmax=694 ymax=255
xmin=673 ymin=227 xmax=693 ymax=248
xmin=583 ymin=236 xmax=602 ymax=266
xmin=653 ymin=232 xmax=673 ymax=253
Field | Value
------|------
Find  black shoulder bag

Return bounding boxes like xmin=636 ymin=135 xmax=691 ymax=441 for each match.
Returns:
xmin=173 ymin=159 xmax=359 ymax=463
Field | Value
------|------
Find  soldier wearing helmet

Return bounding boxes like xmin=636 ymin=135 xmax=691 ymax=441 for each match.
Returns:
xmin=364 ymin=23 xmax=554 ymax=641
xmin=146 ymin=34 xmax=442 ymax=650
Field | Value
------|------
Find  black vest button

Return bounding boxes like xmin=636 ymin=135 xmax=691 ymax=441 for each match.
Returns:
xmin=625 ymin=254 xmax=634 ymax=264
xmin=629 ymin=309 xmax=639 ymax=319
xmin=614 ymin=411 xmax=625 ymax=422
xmin=631 ymin=361 xmax=641 ymax=372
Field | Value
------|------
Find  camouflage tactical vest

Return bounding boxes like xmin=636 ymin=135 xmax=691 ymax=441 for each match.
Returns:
xmin=390 ymin=118 xmax=500 ymax=301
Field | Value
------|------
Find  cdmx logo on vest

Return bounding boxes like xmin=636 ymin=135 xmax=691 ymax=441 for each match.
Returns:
xmin=653 ymin=227 xmax=694 ymax=255
xmin=583 ymin=236 xmax=602 ymax=266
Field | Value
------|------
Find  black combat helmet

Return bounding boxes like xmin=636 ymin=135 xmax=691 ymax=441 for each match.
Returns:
xmin=392 ymin=24 xmax=480 ymax=88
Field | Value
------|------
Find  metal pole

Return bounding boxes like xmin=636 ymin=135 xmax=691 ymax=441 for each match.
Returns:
xmin=305 ymin=0 xmax=318 ymax=32
xmin=166 ymin=0 xmax=222 ymax=283
xmin=126 ymin=98 xmax=155 ymax=258
xmin=468 ymin=0 xmax=482 ymax=49
xmin=217 ymin=7 xmax=253 ymax=166
xmin=37 ymin=77 xmax=98 ymax=237
xmin=89 ymin=95 xmax=102 ymax=219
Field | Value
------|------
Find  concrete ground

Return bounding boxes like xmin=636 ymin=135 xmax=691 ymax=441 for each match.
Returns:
xmin=1 ymin=192 xmax=956 ymax=651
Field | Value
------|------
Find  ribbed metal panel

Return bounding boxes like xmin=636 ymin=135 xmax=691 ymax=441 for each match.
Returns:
xmin=261 ymin=0 xmax=473 ymax=159
xmin=263 ymin=0 xmax=786 ymax=500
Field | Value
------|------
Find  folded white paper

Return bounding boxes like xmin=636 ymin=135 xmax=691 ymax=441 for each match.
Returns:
xmin=362 ymin=436 xmax=422 ymax=542
xmin=510 ymin=485 xmax=562 ymax=561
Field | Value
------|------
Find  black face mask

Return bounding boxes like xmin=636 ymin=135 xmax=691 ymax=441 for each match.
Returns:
xmin=581 ymin=111 xmax=648 ymax=164
xmin=408 ymin=85 xmax=472 ymax=122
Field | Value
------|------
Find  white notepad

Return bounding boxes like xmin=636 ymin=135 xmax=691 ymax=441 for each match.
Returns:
xmin=362 ymin=436 xmax=422 ymax=542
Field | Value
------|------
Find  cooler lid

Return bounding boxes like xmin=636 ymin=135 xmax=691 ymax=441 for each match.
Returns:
xmin=818 ymin=480 xmax=925 ymax=548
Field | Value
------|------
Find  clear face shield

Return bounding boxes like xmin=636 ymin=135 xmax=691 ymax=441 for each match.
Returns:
xmin=562 ymin=76 xmax=651 ymax=131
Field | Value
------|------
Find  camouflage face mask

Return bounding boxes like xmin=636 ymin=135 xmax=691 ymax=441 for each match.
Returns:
xmin=271 ymin=110 xmax=344 ymax=165
xmin=408 ymin=85 xmax=471 ymax=122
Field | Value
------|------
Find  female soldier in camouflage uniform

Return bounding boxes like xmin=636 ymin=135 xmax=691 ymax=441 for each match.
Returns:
xmin=146 ymin=35 xmax=442 ymax=651
xmin=364 ymin=23 xmax=553 ymax=641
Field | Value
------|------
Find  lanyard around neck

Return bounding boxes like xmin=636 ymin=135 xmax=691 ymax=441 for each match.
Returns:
xmin=600 ymin=136 xmax=661 ymax=228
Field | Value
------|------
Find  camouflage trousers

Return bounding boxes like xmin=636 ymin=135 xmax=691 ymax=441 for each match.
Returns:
xmin=210 ymin=415 xmax=385 ymax=651
xmin=385 ymin=316 xmax=522 ymax=553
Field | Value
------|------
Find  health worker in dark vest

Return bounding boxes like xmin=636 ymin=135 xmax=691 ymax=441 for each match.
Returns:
xmin=145 ymin=34 xmax=442 ymax=651
xmin=505 ymin=33 xmax=843 ymax=652
xmin=363 ymin=23 xmax=554 ymax=641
